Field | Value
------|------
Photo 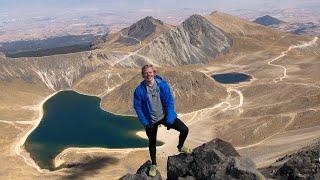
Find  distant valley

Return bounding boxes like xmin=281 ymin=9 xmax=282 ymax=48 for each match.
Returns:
xmin=0 ymin=34 xmax=104 ymax=58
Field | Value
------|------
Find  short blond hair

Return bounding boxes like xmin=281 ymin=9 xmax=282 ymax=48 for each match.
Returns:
xmin=141 ymin=64 xmax=156 ymax=75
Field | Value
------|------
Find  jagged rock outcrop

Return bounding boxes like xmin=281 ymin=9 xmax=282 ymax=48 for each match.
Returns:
xmin=261 ymin=139 xmax=320 ymax=179
xmin=115 ymin=14 xmax=233 ymax=67
xmin=120 ymin=160 xmax=162 ymax=180
xmin=167 ymin=138 xmax=265 ymax=180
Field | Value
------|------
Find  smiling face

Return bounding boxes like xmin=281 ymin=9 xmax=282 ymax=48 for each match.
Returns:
xmin=142 ymin=67 xmax=155 ymax=85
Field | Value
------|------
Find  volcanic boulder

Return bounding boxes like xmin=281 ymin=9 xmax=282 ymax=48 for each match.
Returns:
xmin=167 ymin=138 xmax=265 ymax=180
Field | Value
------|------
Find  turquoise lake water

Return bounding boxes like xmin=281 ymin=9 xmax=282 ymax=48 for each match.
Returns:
xmin=24 ymin=90 xmax=158 ymax=170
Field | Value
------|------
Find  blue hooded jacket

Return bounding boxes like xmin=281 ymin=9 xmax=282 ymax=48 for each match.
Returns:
xmin=133 ymin=75 xmax=177 ymax=127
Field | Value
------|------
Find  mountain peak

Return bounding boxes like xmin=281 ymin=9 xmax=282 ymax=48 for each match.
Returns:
xmin=254 ymin=15 xmax=283 ymax=26
xmin=183 ymin=14 xmax=206 ymax=23
xmin=182 ymin=14 xmax=211 ymax=34
xmin=127 ymin=16 xmax=164 ymax=40
xmin=181 ymin=14 xmax=232 ymax=48
xmin=136 ymin=16 xmax=164 ymax=26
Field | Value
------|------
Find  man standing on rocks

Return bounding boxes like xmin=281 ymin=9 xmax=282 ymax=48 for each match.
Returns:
xmin=133 ymin=64 xmax=192 ymax=177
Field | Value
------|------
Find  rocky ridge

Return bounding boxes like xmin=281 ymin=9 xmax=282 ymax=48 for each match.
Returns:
xmin=0 ymin=52 xmax=105 ymax=91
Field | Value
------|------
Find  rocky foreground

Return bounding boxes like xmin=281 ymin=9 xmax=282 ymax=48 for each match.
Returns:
xmin=121 ymin=138 xmax=320 ymax=180
xmin=120 ymin=138 xmax=265 ymax=180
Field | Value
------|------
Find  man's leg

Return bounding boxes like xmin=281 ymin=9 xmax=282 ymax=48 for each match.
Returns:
xmin=165 ymin=118 xmax=189 ymax=150
xmin=145 ymin=124 xmax=158 ymax=165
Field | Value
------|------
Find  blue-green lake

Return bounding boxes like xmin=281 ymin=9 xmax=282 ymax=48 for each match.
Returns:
xmin=24 ymin=90 xmax=157 ymax=170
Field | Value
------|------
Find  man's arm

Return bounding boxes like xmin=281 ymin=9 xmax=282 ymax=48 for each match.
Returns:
xmin=133 ymin=88 xmax=149 ymax=127
xmin=163 ymin=82 xmax=177 ymax=124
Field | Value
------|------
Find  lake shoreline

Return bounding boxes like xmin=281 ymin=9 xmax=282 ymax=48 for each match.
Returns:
xmin=16 ymin=89 xmax=173 ymax=172
xmin=13 ymin=90 xmax=60 ymax=173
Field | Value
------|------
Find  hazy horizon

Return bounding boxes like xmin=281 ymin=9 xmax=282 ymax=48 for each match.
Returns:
xmin=0 ymin=0 xmax=319 ymax=42
xmin=1 ymin=0 xmax=319 ymax=17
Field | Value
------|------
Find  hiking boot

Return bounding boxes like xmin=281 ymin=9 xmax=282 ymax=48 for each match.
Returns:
xmin=179 ymin=146 xmax=192 ymax=154
xmin=149 ymin=165 xmax=157 ymax=177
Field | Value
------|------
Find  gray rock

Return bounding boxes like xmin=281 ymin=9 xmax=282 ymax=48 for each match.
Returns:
xmin=167 ymin=154 xmax=194 ymax=179
xmin=120 ymin=160 xmax=162 ymax=180
xmin=194 ymin=138 xmax=240 ymax=157
xmin=177 ymin=176 xmax=196 ymax=180
xmin=167 ymin=138 xmax=265 ymax=180
xmin=226 ymin=157 xmax=265 ymax=180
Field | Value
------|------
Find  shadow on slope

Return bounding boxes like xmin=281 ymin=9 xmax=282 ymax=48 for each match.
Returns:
xmin=61 ymin=156 xmax=119 ymax=180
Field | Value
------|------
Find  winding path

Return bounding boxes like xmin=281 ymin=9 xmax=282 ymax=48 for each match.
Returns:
xmin=187 ymin=36 xmax=319 ymax=151
xmin=185 ymin=86 xmax=244 ymax=126
xmin=232 ymin=36 xmax=319 ymax=150
xmin=268 ymin=37 xmax=318 ymax=83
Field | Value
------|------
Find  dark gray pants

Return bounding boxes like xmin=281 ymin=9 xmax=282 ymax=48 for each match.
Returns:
xmin=145 ymin=118 xmax=189 ymax=165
